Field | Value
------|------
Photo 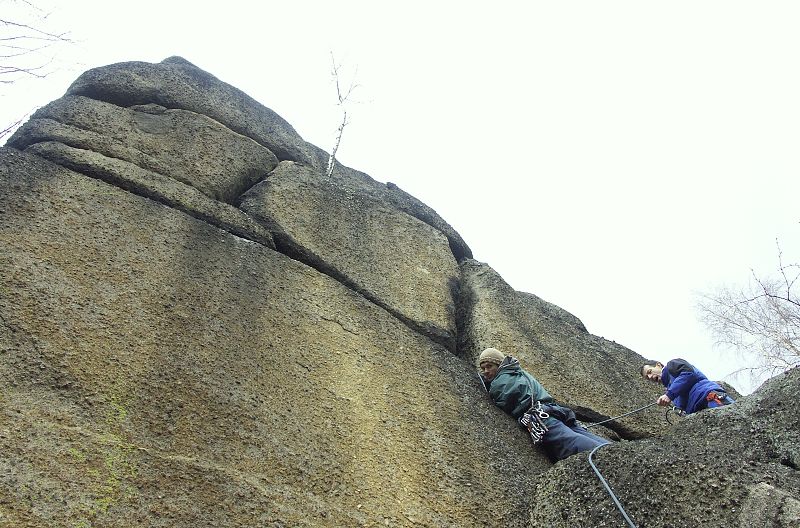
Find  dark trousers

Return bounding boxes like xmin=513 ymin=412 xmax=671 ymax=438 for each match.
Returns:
xmin=541 ymin=420 xmax=609 ymax=462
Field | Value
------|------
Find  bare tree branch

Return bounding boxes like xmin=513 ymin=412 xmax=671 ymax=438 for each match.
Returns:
xmin=1 ymin=0 xmax=73 ymax=135
xmin=697 ymin=237 xmax=800 ymax=387
xmin=0 ymin=1 xmax=73 ymax=84
xmin=0 ymin=18 xmax=71 ymax=41
xmin=0 ymin=112 xmax=28 ymax=139
xmin=326 ymin=52 xmax=360 ymax=178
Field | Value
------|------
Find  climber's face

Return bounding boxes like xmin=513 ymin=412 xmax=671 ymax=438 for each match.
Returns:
xmin=642 ymin=363 xmax=663 ymax=382
xmin=479 ymin=361 xmax=499 ymax=382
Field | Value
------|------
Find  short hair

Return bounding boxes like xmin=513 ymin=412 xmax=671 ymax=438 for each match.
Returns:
xmin=640 ymin=361 xmax=658 ymax=377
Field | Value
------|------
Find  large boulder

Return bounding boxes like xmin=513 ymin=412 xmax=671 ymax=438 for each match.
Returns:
xmin=240 ymin=161 xmax=459 ymax=348
xmin=5 ymin=56 xmax=784 ymax=528
xmin=0 ymin=148 xmax=543 ymax=528
xmin=64 ymin=56 xmax=319 ymax=168
xmin=8 ymin=95 xmax=279 ymax=203
xmin=20 ymin=140 xmax=276 ymax=249
xmin=56 ymin=56 xmax=472 ymax=262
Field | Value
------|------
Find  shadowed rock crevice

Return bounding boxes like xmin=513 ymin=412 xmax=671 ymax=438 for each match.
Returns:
xmin=457 ymin=258 xmax=669 ymax=440
xmin=380 ymin=180 xmax=472 ymax=263
xmin=7 ymin=94 xmax=279 ymax=204
xmin=269 ymin=229 xmax=458 ymax=352
xmin=238 ymin=161 xmax=460 ymax=353
xmin=568 ymin=406 xmax=639 ymax=441
xmin=59 ymin=56 xmax=473 ymax=264
xmin=19 ymin=142 xmax=276 ymax=249
xmin=1 ymin=146 xmax=545 ymax=526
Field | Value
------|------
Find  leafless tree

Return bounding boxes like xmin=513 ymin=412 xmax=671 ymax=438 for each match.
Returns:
xmin=1 ymin=0 xmax=72 ymax=139
xmin=326 ymin=53 xmax=359 ymax=177
xmin=1 ymin=1 xmax=72 ymax=82
xmin=697 ymin=239 xmax=800 ymax=385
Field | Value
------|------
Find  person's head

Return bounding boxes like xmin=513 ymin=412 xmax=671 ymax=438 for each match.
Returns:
xmin=478 ymin=348 xmax=505 ymax=382
xmin=641 ymin=361 xmax=664 ymax=383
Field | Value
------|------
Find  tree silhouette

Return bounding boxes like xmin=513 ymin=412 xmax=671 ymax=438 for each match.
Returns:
xmin=698 ymin=239 xmax=800 ymax=386
xmin=1 ymin=0 xmax=73 ymax=139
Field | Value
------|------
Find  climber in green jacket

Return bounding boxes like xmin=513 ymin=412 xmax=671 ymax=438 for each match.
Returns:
xmin=478 ymin=347 xmax=608 ymax=461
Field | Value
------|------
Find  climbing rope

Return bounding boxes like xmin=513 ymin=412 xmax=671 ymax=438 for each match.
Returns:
xmin=477 ymin=373 xmax=488 ymax=393
xmin=585 ymin=403 xmax=685 ymax=527
xmin=586 ymin=402 xmax=658 ymax=429
xmin=477 ymin=370 xmax=676 ymax=527
xmin=588 ymin=444 xmax=638 ymax=528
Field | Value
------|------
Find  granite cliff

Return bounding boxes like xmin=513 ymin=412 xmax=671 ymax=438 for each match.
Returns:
xmin=1 ymin=57 xmax=797 ymax=527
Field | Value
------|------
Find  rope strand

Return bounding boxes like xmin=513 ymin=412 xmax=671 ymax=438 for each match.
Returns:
xmin=588 ymin=444 xmax=638 ymax=528
xmin=586 ymin=402 xmax=658 ymax=428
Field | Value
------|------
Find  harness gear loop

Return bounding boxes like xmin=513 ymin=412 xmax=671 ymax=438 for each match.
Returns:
xmin=519 ymin=401 xmax=549 ymax=444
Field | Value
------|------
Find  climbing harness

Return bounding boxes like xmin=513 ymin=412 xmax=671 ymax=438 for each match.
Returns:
xmin=586 ymin=402 xmax=658 ymax=429
xmin=589 ymin=444 xmax=638 ymax=528
xmin=705 ymin=390 xmax=734 ymax=408
xmin=519 ymin=401 xmax=549 ymax=444
xmin=707 ymin=391 xmax=725 ymax=406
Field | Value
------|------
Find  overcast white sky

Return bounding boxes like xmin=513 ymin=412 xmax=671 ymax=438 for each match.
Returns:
xmin=3 ymin=1 xmax=799 ymax=394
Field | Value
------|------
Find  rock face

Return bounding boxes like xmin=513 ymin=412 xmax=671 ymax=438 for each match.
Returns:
xmin=239 ymin=161 xmax=459 ymax=349
xmin=528 ymin=367 xmax=800 ymax=527
xmin=1 ymin=57 xmax=796 ymax=527
xmin=12 ymin=95 xmax=279 ymax=203
xmin=458 ymin=260 xmax=670 ymax=440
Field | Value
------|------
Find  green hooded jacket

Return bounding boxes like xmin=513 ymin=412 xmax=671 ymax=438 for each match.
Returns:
xmin=487 ymin=356 xmax=554 ymax=419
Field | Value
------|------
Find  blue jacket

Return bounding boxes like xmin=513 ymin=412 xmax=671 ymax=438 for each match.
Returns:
xmin=661 ymin=358 xmax=723 ymax=414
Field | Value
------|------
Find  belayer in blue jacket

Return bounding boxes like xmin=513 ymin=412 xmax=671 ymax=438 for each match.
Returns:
xmin=641 ymin=358 xmax=735 ymax=414
xmin=478 ymin=348 xmax=608 ymax=461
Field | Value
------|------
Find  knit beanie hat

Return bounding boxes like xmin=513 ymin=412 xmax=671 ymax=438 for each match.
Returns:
xmin=477 ymin=348 xmax=505 ymax=367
